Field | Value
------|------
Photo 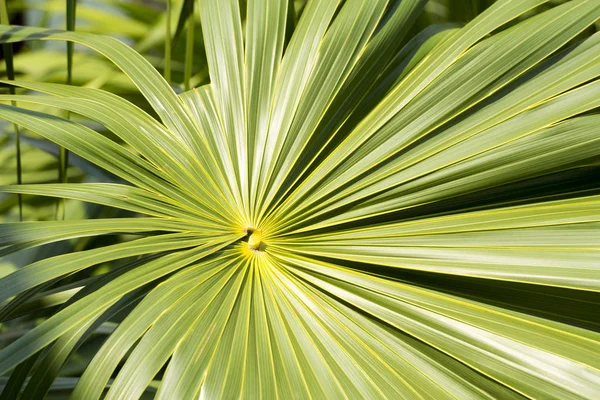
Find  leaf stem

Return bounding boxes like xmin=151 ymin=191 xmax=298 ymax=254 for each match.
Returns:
xmin=59 ymin=0 xmax=77 ymax=219
xmin=165 ymin=0 xmax=172 ymax=82
xmin=0 ymin=0 xmax=22 ymax=220
xmin=184 ymin=5 xmax=194 ymax=91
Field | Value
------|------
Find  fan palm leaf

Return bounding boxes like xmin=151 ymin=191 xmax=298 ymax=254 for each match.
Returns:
xmin=1 ymin=0 xmax=600 ymax=398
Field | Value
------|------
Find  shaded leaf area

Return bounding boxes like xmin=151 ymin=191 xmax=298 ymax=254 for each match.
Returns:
xmin=1 ymin=0 xmax=600 ymax=398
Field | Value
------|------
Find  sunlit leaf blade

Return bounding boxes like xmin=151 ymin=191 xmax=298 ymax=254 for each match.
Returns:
xmin=246 ymin=0 xmax=288 ymax=220
xmin=0 ymin=236 xmax=239 ymax=375
xmin=269 ymin=0 xmax=600 ymax=228
xmin=199 ymin=0 xmax=248 ymax=211
xmin=264 ymin=0 xmax=554 ymax=219
xmin=75 ymin=251 xmax=245 ymax=400
xmin=0 ymin=183 xmax=213 ymax=221
xmin=0 ymin=24 xmax=236 ymax=213
xmin=0 ymin=217 xmax=214 ymax=251
xmin=269 ymin=252 xmax=600 ymax=398
xmin=0 ymin=83 xmax=236 ymax=220
xmin=0 ymin=233 xmax=219 ymax=305
xmin=256 ymin=0 xmax=390 ymax=219
xmin=274 ymin=195 xmax=600 ymax=290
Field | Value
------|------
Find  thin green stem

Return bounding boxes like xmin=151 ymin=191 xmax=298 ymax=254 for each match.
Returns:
xmin=184 ymin=7 xmax=195 ymax=91
xmin=0 ymin=0 xmax=22 ymax=220
xmin=58 ymin=0 xmax=77 ymax=219
xmin=67 ymin=0 xmax=76 ymax=84
xmin=165 ymin=0 xmax=172 ymax=82
xmin=64 ymin=0 xmax=77 ymax=159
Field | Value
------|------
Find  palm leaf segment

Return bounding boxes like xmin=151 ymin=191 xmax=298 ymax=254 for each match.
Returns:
xmin=1 ymin=0 xmax=600 ymax=398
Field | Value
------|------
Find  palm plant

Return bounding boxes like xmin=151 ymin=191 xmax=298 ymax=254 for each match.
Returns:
xmin=0 ymin=0 xmax=204 ymax=226
xmin=1 ymin=0 xmax=600 ymax=398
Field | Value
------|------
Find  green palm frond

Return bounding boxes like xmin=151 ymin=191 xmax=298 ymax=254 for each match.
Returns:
xmin=1 ymin=0 xmax=600 ymax=398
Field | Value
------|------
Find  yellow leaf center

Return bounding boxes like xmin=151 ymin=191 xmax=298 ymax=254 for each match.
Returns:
xmin=246 ymin=228 xmax=265 ymax=252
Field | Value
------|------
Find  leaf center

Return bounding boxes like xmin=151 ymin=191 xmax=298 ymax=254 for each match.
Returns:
xmin=245 ymin=228 xmax=266 ymax=252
